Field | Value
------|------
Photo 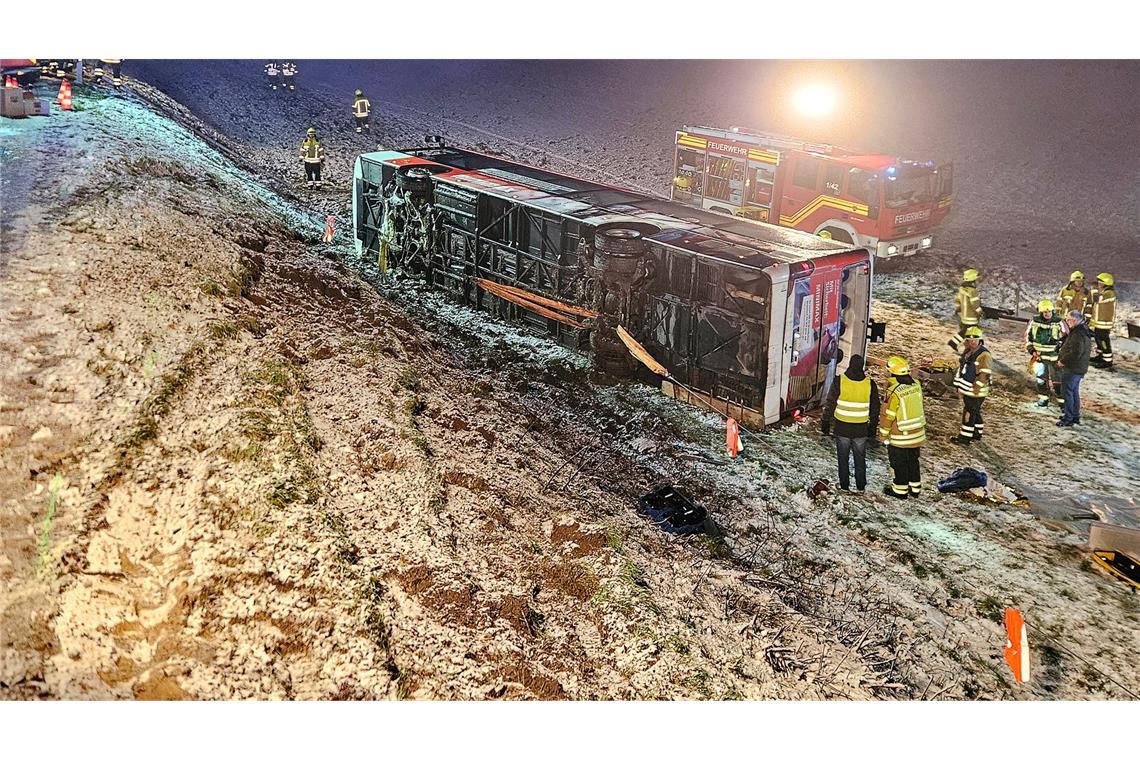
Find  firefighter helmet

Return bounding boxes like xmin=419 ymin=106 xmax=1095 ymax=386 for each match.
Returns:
xmin=964 ymin=326 xmax=984 ymax=339
xmin=1038 ymin=299 xmax=1054 ymax=313
xmin=963 ymin=268 xmax=979 ymax=282
xmin=1070 ymin=270 xmax=1084 ymax=281
xmin=1097 ymin=272 xmax=1114 ymax=287
xmin=886 ymin=356 xmax=910 ymax=375
xmin=307 ymin=127 xmax=316 ymax=135
xmin=355 ymin=89 xmax=362 ymax=96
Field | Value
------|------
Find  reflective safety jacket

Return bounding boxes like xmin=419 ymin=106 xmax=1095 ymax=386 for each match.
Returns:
xmin=282 ymin=63 xmax=297 ymax=77
xmin=834 ymin=375 xmax=872 ymax=424
xmin=1089 ymin=286 xmax=1116 ymax=330
xmin=353 ymin=96 xmax=371 ymax=117
xmin=1056 ymin=282 xmax=1090 ymax=316
xmin=955 ymin=284 xmax=981 ymax=326
xmin=265 ymin=63 xmax=279 ymax=76
xmin=299 ymin=137 xmax=324 ymax=163
xmin=878 ymin=378 xmax=926 ymax=448
xmin=954 ymin=344 xmax=992 ymax=397
xmin=1025 ymin=314 xmax=1066 ymax=362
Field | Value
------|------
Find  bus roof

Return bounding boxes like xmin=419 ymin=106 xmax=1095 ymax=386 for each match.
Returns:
xmin=360 ymin=147 xmax=857 ymax=270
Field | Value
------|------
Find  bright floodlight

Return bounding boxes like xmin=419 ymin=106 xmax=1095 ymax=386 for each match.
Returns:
xmin=793 ymin=85 xmax=836 ymax=117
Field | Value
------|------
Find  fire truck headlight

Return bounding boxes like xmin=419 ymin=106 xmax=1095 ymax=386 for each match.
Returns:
xmin=921 ymin=236 xmax=933 ymax=248
xmin=887 ymin=244 xmax=899 ymax=256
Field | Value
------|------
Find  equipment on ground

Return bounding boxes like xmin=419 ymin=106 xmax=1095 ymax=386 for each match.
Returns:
xmin=670 ymin=125 xmax=952 ymax=259
xmin=638 ymin=485 xmax=707 ymax=535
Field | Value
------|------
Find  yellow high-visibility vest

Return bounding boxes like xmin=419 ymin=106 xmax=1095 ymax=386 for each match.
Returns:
xmin=879 ymin=380 xmax=926 ymax=448
xmin=834 ymin=375 xmax=872 ymax=424
xmin=956 ymin=285 xmax=981 ymax=325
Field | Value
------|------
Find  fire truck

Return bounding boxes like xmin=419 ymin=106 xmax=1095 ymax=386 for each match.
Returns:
xmin=671 ymin=125 xmax=953 ymax=258
xmin=354 ymin=142 xmax=874 ymax=427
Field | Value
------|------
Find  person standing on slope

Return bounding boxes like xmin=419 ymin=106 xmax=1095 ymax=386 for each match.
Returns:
xmin=265 ymin=61 xmax=280 ymax=91
xmin=1025 ymin=299 xmax=1067 ymax=407
xmin=821 ymin=354 xmax=880 ymax=493
xmin=1057 ymin=310 xmax=1093 ymax=427
xmin=949 ymin=268 xmax=982 ymax=353
xmin=1088 ymin=272 xmax=1117 ymax=369
xmin=1056 ymin=270 xmax=1091 ymax=318
xmin=878 ymin=356 xmax=927 ymax=500
xmin=353 ymin=89 xmax=372 ymax=133
xmin=952 ymin=326 xmax=992 ymax=444
xmin=299 ymin=127 xmax=325 ymax=188
xmin=282 ymin=61 xmax=298 ymax=91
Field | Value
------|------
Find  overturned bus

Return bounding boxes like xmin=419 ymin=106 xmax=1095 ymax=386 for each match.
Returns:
xmin=353 ymin=144 xmax=874 ymax=427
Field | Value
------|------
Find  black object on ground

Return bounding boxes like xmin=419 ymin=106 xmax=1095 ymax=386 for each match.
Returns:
xmin=937 ymin=467 xmax=988 ymax=493
xmin=1092 ymin=551 xmax=1140 ymax=591
xmin=638 ymin=485 xmax=707 ymax=535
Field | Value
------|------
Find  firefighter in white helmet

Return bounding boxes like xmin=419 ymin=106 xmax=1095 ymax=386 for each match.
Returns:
xmin=353 ymin=89 xmax=372 ymax=134
xmin=948 ymin=268 xmax=981 ymax=353
xmin=1024 ymin=299 xmax=1067 ymax=406
xmin=878 ymin=356 xmax=926 ymax=499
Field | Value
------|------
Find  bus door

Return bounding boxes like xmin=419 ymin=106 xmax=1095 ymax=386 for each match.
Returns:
xmin=784 ymin=263 xmax=843 ymax=413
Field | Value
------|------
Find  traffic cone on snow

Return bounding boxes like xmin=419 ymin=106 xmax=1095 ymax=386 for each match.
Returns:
xmin=59 ymin=81 xmax=73 ymax=111
xmin=55 ymin=79 xmax=67 ymax=103
xmin=726 ymin=417 xmax=743 ymax=458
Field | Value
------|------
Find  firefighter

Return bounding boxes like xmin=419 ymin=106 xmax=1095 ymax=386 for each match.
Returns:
xmin=948 ymin=268 xmax=981 ymax=352
xmin=821 ymin=354 xmax=881 ymax=493
xmin=1056 ymin=270 xmax=1091 ymax=317
xmin=1024 ymin=299 xmax=1067 ymax=406
xmin=353 ymin=89 xmax=372 ymax=133
xmin=952 ymin=326 xmax=992 ymax=444
xmin=878 ymin=356 xmax=926 ymax=499
xmin=1089 ymin=272 xmax=1116 ymax=369
xmin=299 ymin=127 xmax=324 ymax=187
xmin=282 ymin=61 xmax=297 ymax=91
xmin=265 ymin=61 xmax=280 ymax=91
xmin=100 ymin=59 xmax=123 ymax=88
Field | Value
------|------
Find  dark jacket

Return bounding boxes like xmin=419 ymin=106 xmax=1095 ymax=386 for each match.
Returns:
xmin=821 ymin=357 xmax=880 ymax=439
xmin=1058 ymin=322 xmax=1093 ymax=375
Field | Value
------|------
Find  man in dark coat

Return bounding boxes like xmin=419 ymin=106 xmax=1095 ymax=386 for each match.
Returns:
xmin=1056 ymin=310 xmax=1093 ymax=427
xmin=821 ymin=355 xmax=881 ymax=492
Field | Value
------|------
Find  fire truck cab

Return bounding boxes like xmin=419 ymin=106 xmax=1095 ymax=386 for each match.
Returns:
xmin=672 ymin=125 xmax=953 ymax=258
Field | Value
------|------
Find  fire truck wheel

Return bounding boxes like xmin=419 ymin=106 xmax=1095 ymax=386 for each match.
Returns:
xmin=819 ymin=227 xmax=854 ymax=244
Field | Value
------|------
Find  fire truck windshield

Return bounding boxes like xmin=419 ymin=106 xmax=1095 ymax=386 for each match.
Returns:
xmin=884 ymin=166 xmax=935 ymax=208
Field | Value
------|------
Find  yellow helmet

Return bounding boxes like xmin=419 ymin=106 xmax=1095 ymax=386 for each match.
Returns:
xmin=355 ymin=89 xmax=362 ymax=96
xmin=886 ymin=356 xmax=910 ymax=375
xmin=1038 ymin=299 xmax=1054 ymax=313
xmin=307 ymin=127 xmax=316 ymax=135
xmin=963 ymin=268 xmax=979 ymax=283
xmin=1097 ymin=272 xmax=1114 ymax=287
xmin=1070 ymin=270 xmax=1084 ymax=281
xmin=964 ymin=326 xmax=984 ymax=339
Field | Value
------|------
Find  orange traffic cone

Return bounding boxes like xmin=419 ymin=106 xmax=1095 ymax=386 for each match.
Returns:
xmin=1003 ymin=607 xmax=1030 ymax=683
xmin=726 ymin=417 xmax=743 ymax=458
xmin=4 ymin=76 xmax=15 ymax=88
xmin=59 ymin=81 xmax=73 ymax=111
xmin=56 ymin=79 xmax=67 ymax=103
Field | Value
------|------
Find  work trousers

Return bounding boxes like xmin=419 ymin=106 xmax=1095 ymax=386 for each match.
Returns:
xmin=835 ymin=436 xmax=867 ymax=491
xmin=1036 ymin=359 xmax=1061 ymax=403
xmin=284 ymin=74 xmax=295 ymax=90
xmin=355 ymin=115 xmax=370 ymax=133
xmin=887 ymin=445 xmax=921 ymax=498
xmin=267 ymin=74 xmax=278 ymax=90
xmin=960 ymin=395 xmax=985 ymax=440
xmin=1094 ymin=328 xmax=1113 ymax=366
xmin=949 ymin=321 xmax=975 ymax=352
xmin=304 ymin=162 xmax=321 ymax=182
xmin=1060 ymin=371 xmax=1083 ymax=424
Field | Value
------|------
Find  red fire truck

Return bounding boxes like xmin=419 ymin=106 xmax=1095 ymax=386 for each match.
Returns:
xmin=671 ymin=125 xmax=953 ymax=258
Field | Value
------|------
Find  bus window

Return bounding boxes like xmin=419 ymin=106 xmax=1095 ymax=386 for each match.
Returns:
xmin=823 ymin=164 xmax=845 ymax=196
xmin=847 ymin=168 xmax=879 ymax=219
xmin=792 ymin=158 xmax=820 ymax=190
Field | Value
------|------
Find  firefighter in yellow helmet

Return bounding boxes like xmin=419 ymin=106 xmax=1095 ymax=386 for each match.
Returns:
xmin=1024 ymin=299 xmax=1067 ymax=406
xmin=952 ymin=326 xmax=991 ymax=443
xmin=948 ymin=268 xmax=981 ymax=352
xmin=1056 ymin=270 xmax=1091 ymax=317
xmin=299 ymin=127 xmax=325 ymax=188
xmin=1089 ymin=272 xmax=1116 ymax=368
xmin=878 ymin=355 xmax=926 ymax=499
xmin=353 ymin=89 xmax=372 ymax=134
